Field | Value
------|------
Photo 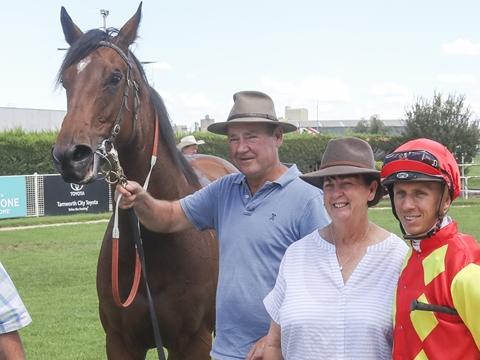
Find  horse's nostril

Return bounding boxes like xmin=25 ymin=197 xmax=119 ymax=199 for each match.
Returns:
xmin=71 ymin=145 xmax=93 ymax=162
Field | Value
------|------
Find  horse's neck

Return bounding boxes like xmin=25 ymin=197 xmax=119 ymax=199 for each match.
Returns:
xmin=118 ymin=106 xmax=194 ymax=201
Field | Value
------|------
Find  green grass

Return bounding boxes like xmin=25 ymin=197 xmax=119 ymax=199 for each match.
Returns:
xmin=0 ymin=212 xmax=111 ymax=228
xmin=1 ymin=202 xmax=479 ymax=358
xmin=465 ymin=154 xmax=480 ymax=188
xmin=369 ymin=201 xmax=480 ymax=239
xmin=0 ymin=222 xmax=163 ymax=359
xmin=0 ymin=223 xmax=105 ymax=359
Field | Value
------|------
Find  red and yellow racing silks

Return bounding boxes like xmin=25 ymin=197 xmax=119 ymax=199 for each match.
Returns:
xmin=393 ymin=221 xmax=480 ymax=360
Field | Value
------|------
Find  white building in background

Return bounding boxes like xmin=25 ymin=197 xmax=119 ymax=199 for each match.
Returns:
xmin=0 ymin=107 xmax=66 ymax=131
xmin=281 ymin=106 xmax=405 ymax=135
xmin=284 ymin=106 xmax=308 ymax=123
xmin=1 ymin=106 xmax=405 ymax=135
xmin=200 ymin=114 xmax=214 ymax=132
xmin=172 ymin=124 xmax=188 ymax=134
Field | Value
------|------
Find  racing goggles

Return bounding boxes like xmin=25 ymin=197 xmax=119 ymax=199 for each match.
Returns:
xmin=383 ymin=150 xmax=440 ymax=169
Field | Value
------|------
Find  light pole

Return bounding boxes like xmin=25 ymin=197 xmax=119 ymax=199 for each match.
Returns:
xmin=100 ymin=9 xmax=109 ymax=31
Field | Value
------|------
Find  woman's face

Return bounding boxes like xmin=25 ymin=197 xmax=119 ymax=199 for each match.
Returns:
xmin=322 ymin=175 xmax=377 ymax=223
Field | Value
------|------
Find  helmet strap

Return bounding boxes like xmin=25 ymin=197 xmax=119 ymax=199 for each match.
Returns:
xmin=403 ymin=182 xmax=446 ymax=241
xmin=389 ymin=182 xmax=448 ymax=241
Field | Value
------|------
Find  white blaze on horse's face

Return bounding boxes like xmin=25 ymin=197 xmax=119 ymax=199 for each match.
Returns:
xmin=76 ymin=56 xmax=91 ymax=74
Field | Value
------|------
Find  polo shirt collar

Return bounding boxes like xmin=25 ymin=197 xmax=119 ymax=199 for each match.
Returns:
xmin=233 ymin=164 xmax=301 ymax=187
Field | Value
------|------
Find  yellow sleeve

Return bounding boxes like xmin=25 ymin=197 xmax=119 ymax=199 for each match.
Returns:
xmin=451 ymin=263 xmax=480 ymax=350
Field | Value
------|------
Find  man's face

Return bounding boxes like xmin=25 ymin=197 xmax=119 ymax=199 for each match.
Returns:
xmin=182 ymin=144 xmax=198 ymax=155
xmin=393 ymin=181 xmax=450 ymax=236
xmin=227 ymin=123 xmax=282 ymax=181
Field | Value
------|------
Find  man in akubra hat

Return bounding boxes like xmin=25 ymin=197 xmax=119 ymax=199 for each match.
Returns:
xmin=117 ymin=90 xmax=329 ymax=359
xmin=177 ymin=135 xmax=205 ymax=155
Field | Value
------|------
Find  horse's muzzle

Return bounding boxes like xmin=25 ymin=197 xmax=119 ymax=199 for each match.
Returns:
xmin=52 ymin=144 xmax=96 ymax=184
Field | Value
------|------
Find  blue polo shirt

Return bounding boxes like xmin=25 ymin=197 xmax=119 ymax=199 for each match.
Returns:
xmin=180 ymin=165 xmax=329 ymax=360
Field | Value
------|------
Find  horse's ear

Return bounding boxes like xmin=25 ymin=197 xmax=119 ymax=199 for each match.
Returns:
xmin=60 ymin=6 xmax=84 ymax=46
xmin=116 ymin=2 xmax=142 ymax=50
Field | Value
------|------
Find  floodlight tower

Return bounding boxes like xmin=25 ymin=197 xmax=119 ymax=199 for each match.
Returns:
xmin=100 ymin=9 xmax=109 ymax=31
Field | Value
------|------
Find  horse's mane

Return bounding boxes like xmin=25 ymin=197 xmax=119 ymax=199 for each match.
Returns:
xmin=56 ymin=28 xmax=200 ymax=188
xmin=148 ymin=87 xmax=200 ymax=187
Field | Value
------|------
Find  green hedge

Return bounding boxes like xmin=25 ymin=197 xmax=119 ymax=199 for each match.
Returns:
xmin=0 ymin=129 xmax=57 ymax=175
xmin=0 ymin=129 xmax=403 ymax=176
xmin=181 ymin=132 xmax=404 ymax=173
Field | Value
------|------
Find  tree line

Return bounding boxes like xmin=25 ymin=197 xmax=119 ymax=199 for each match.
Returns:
xmin=354 ymin=92 xmax=480 ymax=163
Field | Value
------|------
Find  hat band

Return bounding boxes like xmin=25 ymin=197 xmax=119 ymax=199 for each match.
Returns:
xmin=320 ymin=160 xmax=373 ymax=170
xmin=228 ymin=113 xmax=278 ymax=121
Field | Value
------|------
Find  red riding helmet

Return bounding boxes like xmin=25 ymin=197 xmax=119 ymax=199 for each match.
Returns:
xmin=381 ymin=138 xmax=461 ymax=201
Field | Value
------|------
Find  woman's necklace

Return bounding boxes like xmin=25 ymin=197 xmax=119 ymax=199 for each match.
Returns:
xmin=330 ymin=223 xmax=370 ymax=272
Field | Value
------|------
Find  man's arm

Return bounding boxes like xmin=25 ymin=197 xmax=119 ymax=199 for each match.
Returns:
xmin=116 ymin=181 xmax=193 ymax=233
xmin=0 ymin=331 xmax=26 ymax=360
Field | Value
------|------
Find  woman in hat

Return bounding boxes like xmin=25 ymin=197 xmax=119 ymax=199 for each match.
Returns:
xmin=177 ymin=135 xmax=205 ymax=155
xmin=263 ymin=137 xmax=409 ymax=359
xmin=380 ymin=138 xmax=480 ymax=359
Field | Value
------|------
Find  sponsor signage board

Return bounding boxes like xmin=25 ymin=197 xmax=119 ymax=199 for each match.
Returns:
xmin=0 ymin=176 xmax=27 ymax=219
xmin=44 ymin=175 xmax=109 ymax=215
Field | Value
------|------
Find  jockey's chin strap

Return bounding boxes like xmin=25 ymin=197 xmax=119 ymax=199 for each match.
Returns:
xmin=403 ymin=182 xmax=447 ymax=242
xmin=387 ymin=182 xmax=448 ymax=243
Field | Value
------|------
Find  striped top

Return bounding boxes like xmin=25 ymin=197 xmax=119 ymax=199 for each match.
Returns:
xmin=0 ymin=262 xmax=31 ymax=333
xmin=264 ymin=229 xmax=408 ymax=360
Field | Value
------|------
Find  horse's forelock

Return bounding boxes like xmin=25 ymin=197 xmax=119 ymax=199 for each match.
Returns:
xmin=56 ymin=29 xmax=116 ymax=87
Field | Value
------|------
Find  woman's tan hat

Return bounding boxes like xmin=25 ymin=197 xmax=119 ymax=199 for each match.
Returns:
xmin=177 ymin=135 xmax=205 ymax=150
xmin=207 ymin=90 xmax=298 ymax=135
xmin=300 ymin=137 xmax=384 ymax=206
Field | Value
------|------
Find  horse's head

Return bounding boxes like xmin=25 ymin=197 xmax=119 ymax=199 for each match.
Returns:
xmin=53 ymin=3 xmax=144 ymax=184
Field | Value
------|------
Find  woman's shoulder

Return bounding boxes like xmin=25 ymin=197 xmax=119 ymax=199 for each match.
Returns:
xmin=289 ymin=229 xmax=325 ymax=253
xmin=370 ymin=223 xmax=408 ymax=252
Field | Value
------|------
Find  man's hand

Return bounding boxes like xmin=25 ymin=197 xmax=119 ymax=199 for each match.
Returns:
xmin=115 ymin=181 xmax=144 ymax=209
xmin=114 ymin=181 xmax=191 ymax=233
xmin=246 ymin=335 xmax=267 ymax=360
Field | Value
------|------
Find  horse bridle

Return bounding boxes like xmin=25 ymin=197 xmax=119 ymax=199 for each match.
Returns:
xmin=90 ymin=40 xmax=165 ymax=360
xmin=94 ymin=40 xmax=140 ymax=185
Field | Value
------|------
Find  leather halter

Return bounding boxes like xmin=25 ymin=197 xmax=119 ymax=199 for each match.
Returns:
xmin=97 ymin=40 xmax=165 ymax=360
xmin=94 ymin=40 xmax=158 ymax=308
xmin=98 ymin=40 xmax=140 ymax=145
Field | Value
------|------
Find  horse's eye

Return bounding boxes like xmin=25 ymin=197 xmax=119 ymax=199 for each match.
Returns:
xmin=108 ymin=71 xmax=123 ymax=86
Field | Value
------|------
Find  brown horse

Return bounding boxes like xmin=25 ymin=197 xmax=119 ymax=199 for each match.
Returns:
xmin=53 ymin=4 xmax=237 ymax=359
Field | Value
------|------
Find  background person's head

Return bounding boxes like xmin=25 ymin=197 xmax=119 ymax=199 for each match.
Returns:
xmin=301 ymin=137 xmax=383 ymax=222
xmin=208 ymin=91 xmax=297 ymax=181
xmin=380 ymin=138 xmax=461 ymax=239
xmin=177 ymin=135 xmax=205 ymax=155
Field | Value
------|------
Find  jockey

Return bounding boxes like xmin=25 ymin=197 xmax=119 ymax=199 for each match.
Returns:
xmin=380 ymin=138 xmax=480 ymax=359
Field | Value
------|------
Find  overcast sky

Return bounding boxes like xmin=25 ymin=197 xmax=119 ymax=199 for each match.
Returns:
xmin=2 ymin=0 xmax=480 ymax=130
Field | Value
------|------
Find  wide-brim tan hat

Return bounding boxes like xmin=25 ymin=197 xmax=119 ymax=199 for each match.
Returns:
xmin=177 ymin=135 xmax=205 ymax=150
xmin=300 ymin=137 xmax=384 ymax=207
xmin=207 ymin=91 xmax=297 ymax=135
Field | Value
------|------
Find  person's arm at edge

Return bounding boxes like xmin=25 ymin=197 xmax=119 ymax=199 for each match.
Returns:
xmin=263 ymin=321 xmax=283 ymax=360
xmin=0 ymin=331 xmax=26 ymax=360
xmin=116 ymin=181 xmax=193 ymax=233
xmin=451 ymin=261 xmax=480 ymax=350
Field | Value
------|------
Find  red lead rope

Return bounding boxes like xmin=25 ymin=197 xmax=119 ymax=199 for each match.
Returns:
xmin=111 ymin=115 xmax=159 ymax=307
